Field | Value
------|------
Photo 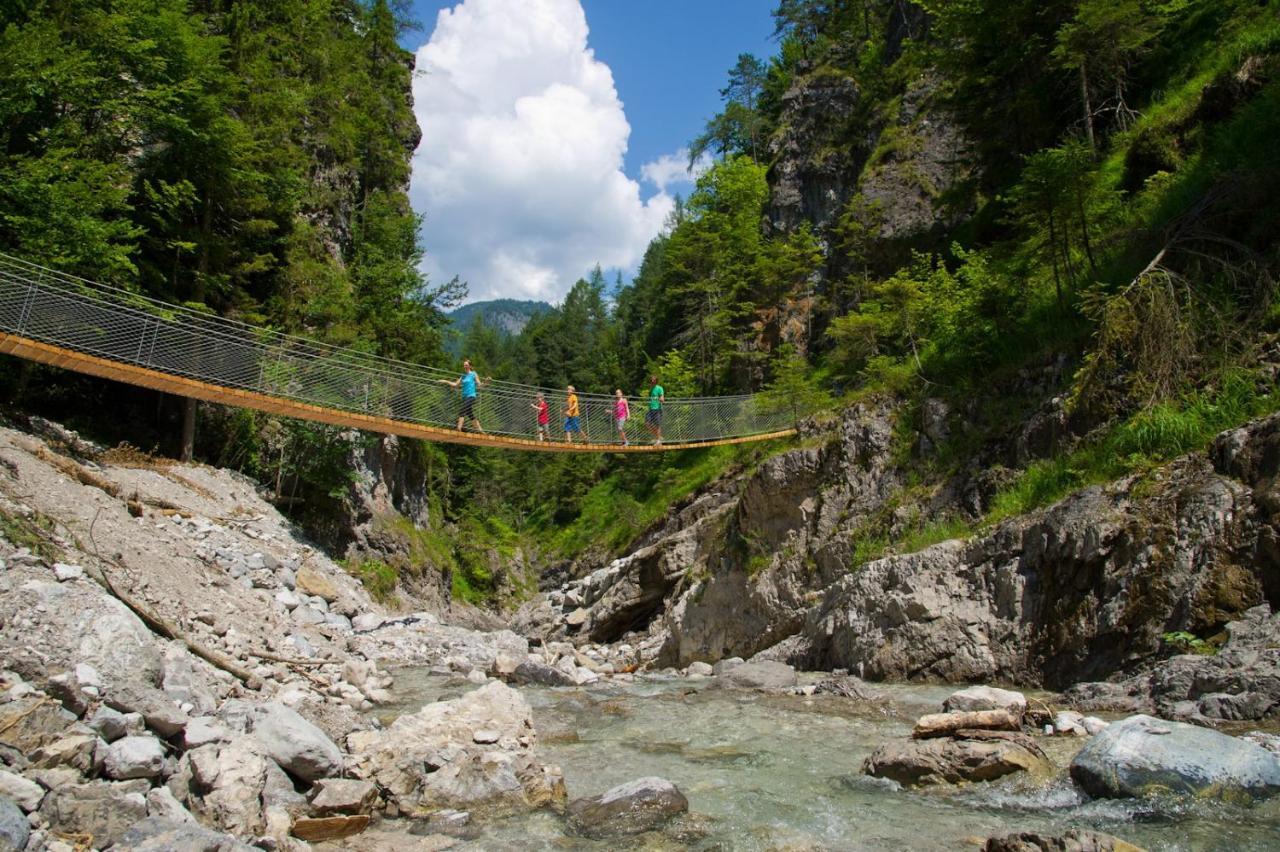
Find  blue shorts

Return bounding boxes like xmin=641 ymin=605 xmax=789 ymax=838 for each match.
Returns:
xmin=564 ymin=416 xmax=581 ymax=432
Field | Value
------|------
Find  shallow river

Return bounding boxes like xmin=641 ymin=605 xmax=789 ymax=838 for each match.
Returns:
xmin=382 ymin=671 xmax=1280 ymax=850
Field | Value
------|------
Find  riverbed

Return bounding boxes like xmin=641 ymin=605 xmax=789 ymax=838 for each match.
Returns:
xmin=379 ymin=671 xmax=1280 ymax=850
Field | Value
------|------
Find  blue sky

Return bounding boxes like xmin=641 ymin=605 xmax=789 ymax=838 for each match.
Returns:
xmin=403 ymin=0 xmax=777 ymax=303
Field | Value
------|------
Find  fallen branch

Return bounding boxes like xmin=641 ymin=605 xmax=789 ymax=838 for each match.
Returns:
xmin=912 ymin=709 xmax=1020 ymax=739
xmin=245 ymin=650 xmax=340 ymax=667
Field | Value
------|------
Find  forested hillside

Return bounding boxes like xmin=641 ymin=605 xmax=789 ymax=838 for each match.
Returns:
xmin=3 ymin=0 xmax=1279 ymax=610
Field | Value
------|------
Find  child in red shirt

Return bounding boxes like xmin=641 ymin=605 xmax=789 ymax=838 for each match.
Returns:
xmin=531 ymin=393 xmax=550 ymax=441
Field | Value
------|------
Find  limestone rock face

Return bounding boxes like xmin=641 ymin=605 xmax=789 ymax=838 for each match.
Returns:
xmin=1069 ymin=714 xmax=1280 ymax=800
xmin=347 ymin=681 xmax=564 ymax=815
xmin=802 ymin=454 xmax=1264 ymax=688
xmin=766 ymin=68 xmax=863 ymax=235
xmin=567 ymin=776 xmax=689 ymax=838
xmin=660 ymin=403 xmax=902 ymax=666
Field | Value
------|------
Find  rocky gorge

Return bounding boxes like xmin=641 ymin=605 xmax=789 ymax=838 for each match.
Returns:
xmin=0 ymin=399 xmax=1277 ymax=849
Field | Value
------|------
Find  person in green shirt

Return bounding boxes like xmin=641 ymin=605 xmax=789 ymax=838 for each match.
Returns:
xmin=645 ymin=375 xmax=664 ymax=445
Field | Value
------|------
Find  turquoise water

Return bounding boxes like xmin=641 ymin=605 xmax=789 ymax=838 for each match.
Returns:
xmin=383 ymin=672 xmax=1280 ymax=850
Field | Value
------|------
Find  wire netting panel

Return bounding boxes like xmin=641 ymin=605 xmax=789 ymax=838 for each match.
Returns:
xmin=0 ymin=254 xmax=801 ymax=446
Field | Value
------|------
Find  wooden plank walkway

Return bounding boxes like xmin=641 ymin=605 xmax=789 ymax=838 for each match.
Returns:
xmin=0 ymin=333 xmax=796 ymax=453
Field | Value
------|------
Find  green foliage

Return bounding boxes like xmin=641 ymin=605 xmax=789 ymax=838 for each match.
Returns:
xmin=1160 ymin=630 xmax=1217 ymax=655
xmin=348 ymin=558 xmax=399 ymax=605
xmin=988 ymin=369 xmax=1280 ymax=523
xmin=758 ymin=345 xmax=833 ymax=425
xmin=0 ymin=509 xmax=62 ymax=562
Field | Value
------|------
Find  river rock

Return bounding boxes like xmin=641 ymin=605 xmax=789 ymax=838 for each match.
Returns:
xmin=864 ymin=732 xmax=1050 ymax=787
xmin=1070 ymin=714 xmax=1280 ymax=800
xmin=686 ymin=661 xmax=713 ymax=677
xmin=39 ymin=780 xmax=149 ymax=848
xmin=104 ymin=734 xmax=166 ymax=780
xmin=943 ymin=686 xmax=1027 ymax=719
xmin=219 ymin=700 xmax=342 ymax=783
xmin=0 ymin=796 xmax=28 ymax=852
xmin=0 ymin=770 xmax=43 ymax=812
xmin=716 ymin=660 xmax=797 ymax=690
xmin=984 ymin=829 xmax=1146 ymax=851
xmin=711 ymin=652 xmax=742 ymax=675
xmin=295 ymin=565 xmax=340 ymax=602
xmin=347 ymin=681 xmax=564 ymax=813
xmin=566 ymin=776 xmax=689 ymax=838
xmin=116 ymin=816 xmax=254 ymax=851
xmin=86 ymin=706 xmax=132 ymax=742
xmin=4 ymin=700 xmax=65 ymax=752
xmin=512 ymin=659 xmax=576 ymax=687
xmin=1052 ymin=710 xmax=1086 ymax=735
xmin=177 ymin=738 xmax=269 ymax=836
xmin=146 ymin=785 xmax=197 ymax=824
xmin=105 ymin=684 xmax=190 ymax=737
xmin=309 ymin=778 xmax=379 ymax=816
xmin=184 ymin=716 xmax=229 ymax=749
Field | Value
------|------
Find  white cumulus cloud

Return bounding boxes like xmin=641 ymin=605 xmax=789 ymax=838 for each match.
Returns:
xmin=641 ymin=149 xmax=713 ymax=194
xmin=410 ymin=0 xmax=680 ymax=304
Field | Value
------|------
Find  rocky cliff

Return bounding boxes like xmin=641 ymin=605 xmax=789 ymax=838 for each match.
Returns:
xmin=523 ymin=399 xmax=1279 ymax=723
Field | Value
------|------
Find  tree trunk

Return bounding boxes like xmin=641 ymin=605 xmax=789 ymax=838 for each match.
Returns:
xmin=1047 ymin=210 xmax=1064 ymax=311
xmin=1079 ymin=63 xmax=1096 ymax=151
xmin=180 ymin=397 xmax=196 ymax=462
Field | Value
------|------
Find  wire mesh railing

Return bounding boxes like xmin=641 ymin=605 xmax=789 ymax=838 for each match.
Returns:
xmin=0 ymin=253 xmax=801 ymax=448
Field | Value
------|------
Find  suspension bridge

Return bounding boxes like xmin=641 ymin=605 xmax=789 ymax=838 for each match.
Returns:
xmin=0 ymin=254 xmax=799 ymax=452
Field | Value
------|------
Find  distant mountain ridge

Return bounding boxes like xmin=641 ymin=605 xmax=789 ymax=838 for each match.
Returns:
xmin=447 ymin=299 xmax=552 ymax=336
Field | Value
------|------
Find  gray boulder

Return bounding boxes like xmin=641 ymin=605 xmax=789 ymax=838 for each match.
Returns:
xmin=716 ymin=660 xmax=797 ymax=691
xmin=309 ymin=778 xmax=379 ymax=816
xmin=0 ymin=770 xmax=43 ymax=813
xmin=105 ymin=735 xmax=166 ymax=780
xmin=106 ymin=685 xmax=190 ymax=737
xmin=1070 ymin=714 xmax=1280 ymax=800
xmin=219 ymin=700 xmax=342 ymax=783
xmin=0 ymin=796 xmax=28 ymax=852
xmin=983 ymin=829 xmax=1144 ymax=851
xmin=943 ymin=686 xmax=1027 ymax=719
xmin=40 ymin=780 xmax=149 ymax=848
xmin=567 ymin=776 xmax=688 ymax=838
xmin=0 ymin=579 xmax=164 ymax=693
xmin=511 ymin=659 xmax=576 ymax=687
xmin=116 ymin=816 xmax=255 ymax=851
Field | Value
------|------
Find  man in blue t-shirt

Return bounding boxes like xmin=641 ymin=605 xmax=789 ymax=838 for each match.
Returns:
xmin=440 ymin=358 xmax=487 ymax=432
xmin=645 ymin=374 xmax=664 ymax=445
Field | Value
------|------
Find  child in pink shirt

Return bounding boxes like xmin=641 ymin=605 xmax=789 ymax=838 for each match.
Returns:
xmin=614 ymin=389 xmax=630 ymax=446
